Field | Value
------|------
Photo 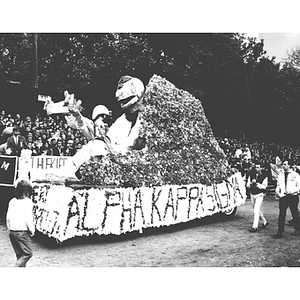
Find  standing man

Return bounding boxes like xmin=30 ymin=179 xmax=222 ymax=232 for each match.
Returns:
xmin=246 ymin=160 xmax=269 ymax=232
xmin=273 ymin=158 xmax=300 ymax=239
xmin=6 ymin=126 xmax=28 ymax=156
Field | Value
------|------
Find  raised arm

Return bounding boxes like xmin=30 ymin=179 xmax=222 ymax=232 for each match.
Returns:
xmin=44 ymin=91 xmax=94 ymax=141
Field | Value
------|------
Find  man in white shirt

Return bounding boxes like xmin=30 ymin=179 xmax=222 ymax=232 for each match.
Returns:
xmin=273 ymin=158 xmax=300 ymax=239
xmin=234 ymin=148 xmax=243 ymax=159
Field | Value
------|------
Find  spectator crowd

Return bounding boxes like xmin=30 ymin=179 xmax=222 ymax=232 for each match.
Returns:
xmin=2 ymin=107 xmax=300 ymax=174
xmin=216 ymin=136 xmax=300 ymax=176
xmin=0 ymin=109 xmax=88 ymax=157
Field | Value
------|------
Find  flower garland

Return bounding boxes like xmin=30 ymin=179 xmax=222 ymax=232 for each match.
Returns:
xmin=79 ymin=74 xmax=234 ymax=188
xmin=32 ymin=172 xmax=246 ymax=242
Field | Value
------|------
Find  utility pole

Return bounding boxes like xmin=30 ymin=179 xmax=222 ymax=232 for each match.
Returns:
xmin=243 ymin=63 xmax=256 ymax=141
xmin=32 ymin=33 xmax=38 ymax=88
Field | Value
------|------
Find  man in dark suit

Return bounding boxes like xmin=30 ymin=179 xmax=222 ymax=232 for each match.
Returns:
xmin=6 ymin=126 xmax=28 ymax=156
xmin=49 ymin=138 xmax=60 ymax=156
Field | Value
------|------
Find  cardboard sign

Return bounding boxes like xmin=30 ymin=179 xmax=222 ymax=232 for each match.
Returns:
xmin=0 ymin=155 xmax=18 ymax=186
xmin=31 ymin=156 xmax=69 ymax=170
xmin=29 ymin=156 xmax=71 ymax=181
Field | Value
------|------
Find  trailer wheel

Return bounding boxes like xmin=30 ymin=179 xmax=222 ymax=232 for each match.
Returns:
xmin=223 ymin=207 xmax=237 ymax=218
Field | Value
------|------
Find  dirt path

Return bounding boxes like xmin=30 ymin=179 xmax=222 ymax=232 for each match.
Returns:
xmin=1 ymin=195 xmax=300 ymax=267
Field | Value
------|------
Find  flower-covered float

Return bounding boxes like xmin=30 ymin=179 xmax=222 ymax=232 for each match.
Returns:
xmin=31 ymin=75 xmax=246 ymax=243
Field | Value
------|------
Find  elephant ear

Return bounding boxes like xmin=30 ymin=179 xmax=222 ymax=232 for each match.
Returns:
xmin=64 ymin=90 xmax=69 ymax=98
xmin=63 ymin=90 xmax=83 ymax=112
xmin=63 ymin=90 xmax=75 ymax=105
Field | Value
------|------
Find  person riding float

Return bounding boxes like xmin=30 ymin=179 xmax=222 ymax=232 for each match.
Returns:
xmin=107 ymin=75 xmax=146 ymax=154
xmin=42 ymin=75 xmax=146 ymax=181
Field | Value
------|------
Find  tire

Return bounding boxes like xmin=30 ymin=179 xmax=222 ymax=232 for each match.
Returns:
xmin=223 ymin=206 xmax=237 ymax=218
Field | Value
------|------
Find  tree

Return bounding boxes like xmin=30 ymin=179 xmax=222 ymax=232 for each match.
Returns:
xmin=0 ymin=33 xmax=34 ymax=85
xmin=283 ymin=46 xmax=300 ymax=70
xmin=2 ymin=32 xmax=300 ymax=146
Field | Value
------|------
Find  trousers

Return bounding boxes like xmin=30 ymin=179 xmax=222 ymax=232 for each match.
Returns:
xmin=71 ymin=139 xmax=108 ymax=169
xmin=9 ymin=231 xmax=33 ymax=267
xmin=250 ymin=193 xmax=267 ymax=228
xmin=278 ymin=195 xmax=300 ymax=233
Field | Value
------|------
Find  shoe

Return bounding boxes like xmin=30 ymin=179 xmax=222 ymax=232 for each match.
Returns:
xmin=291 ymin=230 xmax=300 ymax=236
xmin=261 ymin=221 xmax=269 ymax=228
xmin=249 ymin=228 xmax=259 ymax=233
xmin=272 ymin=232 xmax=283 ymax=239
xmin=287 ymin=219 xmax=294 ymax=226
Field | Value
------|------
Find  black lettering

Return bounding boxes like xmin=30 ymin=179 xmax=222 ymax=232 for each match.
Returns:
xmin=120 ymin=191 xmax=132 ymax=232
xmin=51 ymin=210 xmax=61 ymax=235
xmin=102 ymin=190 xmax=121 ymax=230
xmin=133 ymin=189 xmax=145 ymax=225
xmin=206 ymin=186 xmax=216 ymax=212
xmin=61 ymin=158 xmax=68 ymax=168
xmin=35 ymin=184 xmax=51 ymax=204
xmin=36 ymin=157 xmax=44 ymax=169
xmin=46 ymin=157 xmax=55 ymax=169
xmin=218 ymin=183 xmax=231 ymax=209
xmin=77 ymin=190 xmax=98 ymax=232
xmin=36 ymin=207 xmax=47 ymax=229
xmin=176 ymin=187 xmax=188 ymax=219
xmin=212 ymin=185 xmax=221 ymax=210
xmin=151 ymin=188 xmax=162 ymax=224
xmin=64 ymin=195 xmax=80 ymax=234
xmin=163 ymin=187 xmax=175 ymax=220
xmin=196 ymin=186 xmax=205 ymax=214
xmin=187 ymin=186 xmax=200 ymax=218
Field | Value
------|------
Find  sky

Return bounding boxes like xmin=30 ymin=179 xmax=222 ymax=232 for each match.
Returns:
xmin=258 ymin=33 xmax=300 ymax=63
xmin=1 ymin=2 xmax=300 ymax=66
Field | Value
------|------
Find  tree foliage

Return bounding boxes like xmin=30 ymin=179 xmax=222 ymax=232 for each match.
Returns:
xmin=1 ymin=33 xmax=300 ymax=146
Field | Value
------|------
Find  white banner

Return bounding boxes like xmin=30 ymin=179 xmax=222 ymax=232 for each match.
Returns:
xmin=29 ymin=156 xmax=72 ymax=181
xmin=32 ymin=172 xmax=246 ymax=242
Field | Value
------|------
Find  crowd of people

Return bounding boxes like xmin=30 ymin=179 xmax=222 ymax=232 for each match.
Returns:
xmin=217 ymin=136 xmax=300 ymax=179
xmin=2 ymin=108 xmax=300 ymax=170
xmin=217 ymin=136 xmax=300 ymax=166
xmin=0 ymin=109 xmax=89 ymax=157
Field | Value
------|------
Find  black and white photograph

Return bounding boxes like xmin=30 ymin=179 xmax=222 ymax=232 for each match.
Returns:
xmin=1 ymin=1 xmax=300 ymax=299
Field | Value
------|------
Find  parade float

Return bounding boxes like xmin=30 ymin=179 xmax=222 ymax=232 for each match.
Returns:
xmin=4 ymin=75 xmax=246 ymax=243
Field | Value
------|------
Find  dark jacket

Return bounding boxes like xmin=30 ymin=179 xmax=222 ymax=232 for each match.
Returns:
xmin=247 ymin=169 xmax=268 ymax=195
xmin=6 ymin=135 xmax=28 ymax=156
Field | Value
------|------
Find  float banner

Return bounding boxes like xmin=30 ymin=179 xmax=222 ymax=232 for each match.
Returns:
xmin=30 ymin=156 xmax=71 ymax=181
xmin=0 ymin=155 xmax=18 ymax=186
xmin=32 ymin=172 xmax=246 ymax=242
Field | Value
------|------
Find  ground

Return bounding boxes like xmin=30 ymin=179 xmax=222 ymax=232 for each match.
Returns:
xmin=1 ymin=195 xmax=300 ymax=267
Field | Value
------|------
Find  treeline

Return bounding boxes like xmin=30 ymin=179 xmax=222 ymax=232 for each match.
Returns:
xmin=1 ymin=33 xmax=300 ymax=146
